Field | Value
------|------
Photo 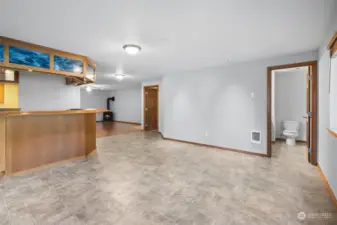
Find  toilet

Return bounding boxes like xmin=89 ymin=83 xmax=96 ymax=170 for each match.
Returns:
xmin=282 ymin=121 xmax=300 ymax=146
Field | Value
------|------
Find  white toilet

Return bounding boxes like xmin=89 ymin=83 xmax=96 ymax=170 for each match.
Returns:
xmin=282 ymin=121 xmax=300 ymax=146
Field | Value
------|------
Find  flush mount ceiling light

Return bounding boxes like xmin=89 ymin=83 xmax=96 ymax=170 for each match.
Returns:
xmin=123 ymin=44 xmax=141 ymax=55
xmin=115 ymin=74 xmax=125 ymax=81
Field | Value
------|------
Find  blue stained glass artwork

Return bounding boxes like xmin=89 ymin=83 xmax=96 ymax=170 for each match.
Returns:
xmin=0 ymin=44 xmax=4 ymax=62
xmin=86 ymin=64 xmax=95 ymax=80
xmin=87 ymin=64 xmax=95 ymax=75
xmin=54 ymin=55 xmax=83 ymax=74
xmin=9 ymin=46 xmax=50 ymax=68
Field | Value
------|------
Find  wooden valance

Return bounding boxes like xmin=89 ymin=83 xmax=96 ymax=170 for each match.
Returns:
xmin=0 ymin=36 xmax=96 ymax=85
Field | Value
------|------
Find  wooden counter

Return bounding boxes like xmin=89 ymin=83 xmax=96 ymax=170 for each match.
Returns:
xmin=0 ymin=109 xmax=106 ymax=174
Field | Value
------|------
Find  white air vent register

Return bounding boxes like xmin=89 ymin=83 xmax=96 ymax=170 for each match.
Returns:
xmin=251 ymin=131 xmax=261 ymax=144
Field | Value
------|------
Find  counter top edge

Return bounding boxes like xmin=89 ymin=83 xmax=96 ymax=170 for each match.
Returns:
xmin=0 ymin=109 xmax=107 ymax=117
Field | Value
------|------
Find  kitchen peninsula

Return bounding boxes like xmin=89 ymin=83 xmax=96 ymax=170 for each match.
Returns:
xmin=0 ymin=109 xmax=106 ymax=174
xmin=0 ymin=36 xmax=105 ymax=174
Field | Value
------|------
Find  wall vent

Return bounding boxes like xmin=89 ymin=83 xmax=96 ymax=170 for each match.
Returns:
xmin=251 ymin=131 xmax=261 ymax=144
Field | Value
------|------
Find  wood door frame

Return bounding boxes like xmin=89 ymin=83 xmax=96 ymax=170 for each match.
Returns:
xmin=267 ymin=60 xmax=318 ymax=165
xmin=143 ymin=85 xmax=159 ymax=131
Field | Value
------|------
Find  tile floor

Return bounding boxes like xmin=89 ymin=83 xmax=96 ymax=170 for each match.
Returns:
xmin=0 ymin=132 xmax=336 ymax=225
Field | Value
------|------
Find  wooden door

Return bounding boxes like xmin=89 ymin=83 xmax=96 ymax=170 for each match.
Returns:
xmin=144 ymin=86 xmax=158 ymax=130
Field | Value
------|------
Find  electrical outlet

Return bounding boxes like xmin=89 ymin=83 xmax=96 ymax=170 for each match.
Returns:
xmin=205 ymin=132 xmax=208 ymax=137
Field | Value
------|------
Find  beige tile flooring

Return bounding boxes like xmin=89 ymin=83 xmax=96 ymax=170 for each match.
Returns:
xmin=0 ymin=132 xmax=336 ymax=225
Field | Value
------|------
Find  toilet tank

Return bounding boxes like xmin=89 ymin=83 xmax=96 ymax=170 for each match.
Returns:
xmin=283 ymin=121 xmax=300 ymax=131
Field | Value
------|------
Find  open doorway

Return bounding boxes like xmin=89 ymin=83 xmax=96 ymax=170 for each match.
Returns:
xmin=143 ymin=85 xmax=159 ymax=131
xmin=267 ymin=61 xmax=318 ymax=166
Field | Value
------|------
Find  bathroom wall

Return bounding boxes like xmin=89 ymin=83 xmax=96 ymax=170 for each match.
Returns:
xmin=274 ymin=70 xmax=307 ymax=141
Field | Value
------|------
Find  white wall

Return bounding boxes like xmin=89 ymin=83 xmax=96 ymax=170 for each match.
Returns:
xmin=19 ymin=72 xmax=80 ymax=111
xmin=271 ymin=71 xmax=276 ymax=141
xmin=274 ymin=70 xmax=307 ymax=141
xmin=141 ymin=80 xmax=163 ymax=131
xmin=329 ymin=57 xmax=337 ymax=129
xmin=161 ymin=51 xmax=318 ymax=155
xmin=110 ymin=87 xmax=142 ymax=124
xmin=317 ymin=0 xmax=337 ymax=201
xmin=80 ymin=89 xmax=110 ymax=121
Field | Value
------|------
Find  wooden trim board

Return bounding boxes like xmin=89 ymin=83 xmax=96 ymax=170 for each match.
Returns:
xmin=113 ymin=121 xmax=141 ymax=125
xmin=6 ymin=109 xmax=106 ymax=117
xmin=267 ymin=61 xmax=318 ymax=165
xmin=6 ymin=149 xmax=97 ymax=176
xmin=318 ymin=164 xmax=337 ymax=208
xmin=7 ymin=155 xmax=86 ymax=176
xmin=162 ymin=136 xmax=268 ymax=157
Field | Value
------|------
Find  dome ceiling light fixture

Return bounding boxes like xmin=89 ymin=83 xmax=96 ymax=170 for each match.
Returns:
xmin=123 ymin=44 xmax=141 ymax=55
xmin=115 ymin=73 xmax=125 ymax=81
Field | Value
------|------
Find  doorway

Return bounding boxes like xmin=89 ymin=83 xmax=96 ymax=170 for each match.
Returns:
xmin=267 ymin=61 xmax=318 ymax=165
xmin=143 ymin=85 xmax=159 ymax=131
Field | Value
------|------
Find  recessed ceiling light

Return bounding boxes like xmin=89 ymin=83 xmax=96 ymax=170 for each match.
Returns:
xmin=123 ymin=44 xmax=141 ymax=55
xmin=115 ymin=74 xmax=125 ymax=81
xmin=86 ymin=86 xmax=92 ymax=92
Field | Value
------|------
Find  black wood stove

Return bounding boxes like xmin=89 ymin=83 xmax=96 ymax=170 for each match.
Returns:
xmin=103 ymin=97 xmax=114 ymax=121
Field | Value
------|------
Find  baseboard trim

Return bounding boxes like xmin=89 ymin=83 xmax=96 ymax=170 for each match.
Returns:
xmin=318 ymin=164 xmax=337 ymax=208
xmin=113 ymin=121 xmax=141 ymax=125
xmin=7 ymin=155 xmax=88 ymax=176
xmin=162 ymin=137 xmax=268 ymax=157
